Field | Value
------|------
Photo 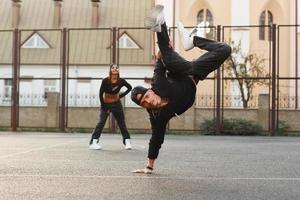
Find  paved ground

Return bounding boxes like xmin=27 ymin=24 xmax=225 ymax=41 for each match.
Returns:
xmin=0 ymin=132 xmax=299 ymax=200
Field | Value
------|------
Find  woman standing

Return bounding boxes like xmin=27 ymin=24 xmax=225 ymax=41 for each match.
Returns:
xmin=89 ymin=64 xmax=132 ymax=150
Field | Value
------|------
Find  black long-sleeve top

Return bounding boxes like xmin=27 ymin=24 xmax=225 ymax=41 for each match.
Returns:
xmin=99 ymin=77 xmax=132 ymax=108
xmin=150 ymin=59 xmax=196 ymax=117
xmin=147 ymin=59 xmax=196 ymax=159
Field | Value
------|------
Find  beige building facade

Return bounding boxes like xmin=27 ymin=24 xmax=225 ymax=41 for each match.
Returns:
xmin=157 ymin=0 xmax=299 ymax=108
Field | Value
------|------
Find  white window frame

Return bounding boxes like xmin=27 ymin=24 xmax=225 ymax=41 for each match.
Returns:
xmin=118 ymin=34 xmax=139 ymax=49
xmin=4 ymin=79 xmax=12 ymax=99
xmin=44 ymin=79 xmax=57 ymax=94
xmin=196 ymin=9 xmax=214 ymax=39
xmin=22 ymin=33 xmax=50 ymax=49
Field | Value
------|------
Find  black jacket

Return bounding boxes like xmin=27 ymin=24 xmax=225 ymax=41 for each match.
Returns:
xmin=147 ymin=59 xmax=196 ymax=159
xmin=150 ymin=59 xmax=196 ymax=117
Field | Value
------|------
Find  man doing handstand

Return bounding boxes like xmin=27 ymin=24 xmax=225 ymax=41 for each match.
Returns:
xmin=131 ymin=5 xmax=231 ymax=174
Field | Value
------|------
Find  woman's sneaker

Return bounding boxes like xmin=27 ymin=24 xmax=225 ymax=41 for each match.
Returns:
xmin=89 ymin=139 xmax=102 ymax=150
xmin=125 ymin=139 xmax=132 ymax=150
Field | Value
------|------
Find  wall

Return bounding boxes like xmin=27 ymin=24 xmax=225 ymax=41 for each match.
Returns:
xmin=1 ymin=93 xmax=300 ymax=132
xmin=0 ymin=106 xmax=10 ymax=127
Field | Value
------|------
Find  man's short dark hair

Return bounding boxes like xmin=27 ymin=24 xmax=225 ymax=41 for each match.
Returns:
xmin=131 ymin=86 xmax=148 ymax=105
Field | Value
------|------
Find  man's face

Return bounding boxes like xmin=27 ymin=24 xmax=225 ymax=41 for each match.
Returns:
xmin=139 ymin=89 xmax=162 ymax=109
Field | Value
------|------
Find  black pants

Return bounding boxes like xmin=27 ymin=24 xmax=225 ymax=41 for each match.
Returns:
xmin=157 ymin=23 xmax=231 ymax=80
xmin=90 ymin=101 xmax=130 ymax=145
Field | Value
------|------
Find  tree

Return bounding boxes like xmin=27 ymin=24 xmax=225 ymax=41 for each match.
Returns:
xmin=224 ymin=40 xmax=269 ymax=108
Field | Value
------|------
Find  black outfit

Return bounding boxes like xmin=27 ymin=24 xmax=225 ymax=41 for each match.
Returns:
xmin=91 ymin=77 xmax=132 ymax=144
xmin=147 ymin=23 xmax=231 ymax=159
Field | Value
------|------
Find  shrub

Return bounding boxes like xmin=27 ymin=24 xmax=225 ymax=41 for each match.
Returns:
xmin=199 ymin=119 xmax=216 ymax=135
xmin=200 ymin=118 xmax=262 ymax=136
xmin=277 ymin=120 xmax=290 ymax=136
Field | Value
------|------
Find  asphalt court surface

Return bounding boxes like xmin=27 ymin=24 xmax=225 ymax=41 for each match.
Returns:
xmin=0 ymin=132 xmax=300 ymax=200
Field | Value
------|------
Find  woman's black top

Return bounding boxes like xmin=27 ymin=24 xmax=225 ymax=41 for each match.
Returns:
xmin=99 ymin=77 xmax=132 ymax=109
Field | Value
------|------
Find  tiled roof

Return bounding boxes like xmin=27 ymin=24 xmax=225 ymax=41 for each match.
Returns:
xmin=0 ymin=0 xmax=154 ymax=65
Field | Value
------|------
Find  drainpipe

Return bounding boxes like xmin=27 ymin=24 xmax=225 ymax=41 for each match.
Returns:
xmin=53 ymin=0 xmax=62 ymax=28
xmin=11 ymin=0 xmax=21 ymax=28
xmin=91 ymin=0 xmax=101 ymax=27
xmin=296 ymin=0 xmax=298 ymax=109
xmin=11 ymin=29 xmax=20 ymax=131
xmin=271 ymin=24 xmax=277 ymax=136
xmin=172 ymin=0 xmax=176 ymax=44
xmin=216 ymin=25 xmax=222 ymax=135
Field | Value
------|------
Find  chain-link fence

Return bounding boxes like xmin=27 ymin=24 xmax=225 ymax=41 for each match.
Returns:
xmin=0 ymin=25 xmax=299 ymax=134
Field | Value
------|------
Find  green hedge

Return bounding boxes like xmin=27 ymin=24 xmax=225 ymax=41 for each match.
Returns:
xmin=200 ymin=118 xmax=263 ymax=136
xmin=277 ymin=120 xmax=290 ymax=136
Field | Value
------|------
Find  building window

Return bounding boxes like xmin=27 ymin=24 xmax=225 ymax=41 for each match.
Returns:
xmin=22 ymin=32 xmax=50 ymax=49
xmin=197 ymin=10 xmax=204 ymax=24
xmin=4 ymin=79 xmax=12 ymax=99
xmin=118 ymin=33 xmax=140 ymax=49
xmin=196 ymin=9 xmax=214 ymax=39
xmin=44 ymin=79 xmax=57 ymax=98
xmin=259 ymin=10 xmax=273 ymax=41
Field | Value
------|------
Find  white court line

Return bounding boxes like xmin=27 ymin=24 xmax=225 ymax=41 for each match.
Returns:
xmin=0 ymin=174 xmax=300 ymax=181
xmin=0 ymin=141 xmax=77 ymax=159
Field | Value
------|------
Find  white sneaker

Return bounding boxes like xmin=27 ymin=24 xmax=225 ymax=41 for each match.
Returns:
xmin=144 ymin=4 xmax=165 ymax=32
xmin=89 ymin=139 xmax=102 ymax=150
xmin=125 ymin=139 xmax=132 ymax=150
xmin=177 ymin=21 xmax=194 ymax=51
